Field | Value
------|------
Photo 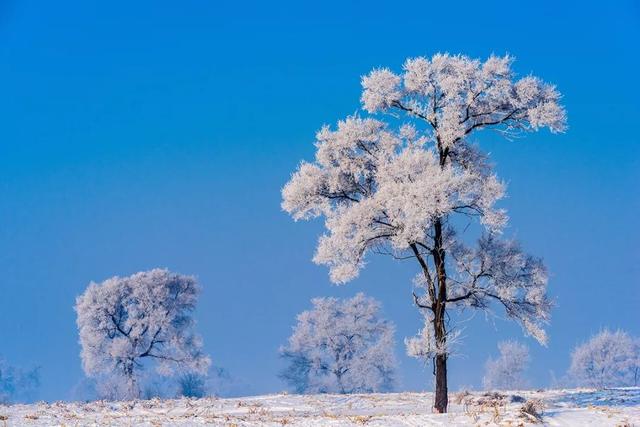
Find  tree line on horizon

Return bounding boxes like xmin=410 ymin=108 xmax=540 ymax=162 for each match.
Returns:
xmin=1 ymin=274 xmax=638 ymax=403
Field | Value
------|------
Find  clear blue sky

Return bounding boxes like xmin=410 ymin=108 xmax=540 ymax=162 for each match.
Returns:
xmin=0 ymin=0 xmax=638 ymax=401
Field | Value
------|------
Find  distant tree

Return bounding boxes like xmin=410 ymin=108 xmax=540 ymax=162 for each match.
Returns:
xmin=169 ymin=366 xmax=255 ymax=398
xmin=75 ymin=268 xmax=210 ymax=400
xmin=483 ymin=341 xmax=530 ymax=390
xmin=177 ymin=372 xmax=207 ymax=398
xmin=282 ymin=53 xmax=566 ymax=411
xmin=280 ymin=293 xmax=396 ymax=394
xmin=0 ymin=358 xmax=40 ymax=404
xmin=568 ymin=329 xmax=639 ymax=388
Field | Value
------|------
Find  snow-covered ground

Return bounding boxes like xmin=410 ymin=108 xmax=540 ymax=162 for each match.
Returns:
xmin=1 ymin=388 xmax=639 ymax=426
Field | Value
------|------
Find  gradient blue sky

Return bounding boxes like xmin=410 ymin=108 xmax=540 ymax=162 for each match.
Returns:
xmin=0 ymin=0 xmax=638 ymax=401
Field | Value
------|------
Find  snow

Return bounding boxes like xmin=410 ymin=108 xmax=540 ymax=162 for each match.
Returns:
xmin=1 ymin=388 xmax=639 ymax=426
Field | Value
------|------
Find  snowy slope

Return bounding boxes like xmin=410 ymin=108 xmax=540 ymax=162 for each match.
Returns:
xmin=1 ymin=388 xmax=639 ymax=426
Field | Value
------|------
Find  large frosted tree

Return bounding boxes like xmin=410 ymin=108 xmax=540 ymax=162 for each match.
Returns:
xmin=280 ymin=293 xmax=396 ymax=394
xmin=75 ymin=269 xmax=210 ymax=399
xmin=282 ymin=53 xmax=565 ymax=412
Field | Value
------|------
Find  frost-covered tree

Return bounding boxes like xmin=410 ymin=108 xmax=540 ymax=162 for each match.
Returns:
xmin=282 ymin=53 xmax=565 ymax=412
xmin=75 ymin=268 xmax=210 ymax=400
xmin=280 ymin=293 xmax=396 ymax=394
xmin=177 ymin=372 xmax=208 ymax=398
xmin=568 ymin=329 xmax=640 ymax=388
xmin=0 ymin=358 xmax=40 ymax=404
xmin=483 ymin=341 xmax=530 ymax=390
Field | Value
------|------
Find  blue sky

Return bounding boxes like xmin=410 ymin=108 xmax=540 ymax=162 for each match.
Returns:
xmin=0 ymin=0 xmax=638 ymax=401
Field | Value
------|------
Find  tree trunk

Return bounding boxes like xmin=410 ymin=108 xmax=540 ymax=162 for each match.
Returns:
xmin=434 ymin=352 xmax=448 ymax=413
xmin=433 ymin=293 xmax=448 ymax=413
xmin=432 ymin=145 xmax=450 ymax=413
xmin=433 ymin=218 xmax=448 ymax=413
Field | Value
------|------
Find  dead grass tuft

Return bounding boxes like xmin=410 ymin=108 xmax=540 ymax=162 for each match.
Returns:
xmin=519 ymin=398 xmax=544 ymax=423
xmin=348 ymin=414 xmax=374 ymax=424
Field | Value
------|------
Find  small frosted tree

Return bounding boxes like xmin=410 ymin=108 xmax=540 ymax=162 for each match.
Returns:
xmin=0 ymin=358 xmax=40 ymax=404
xmin=280 ymin=293 xmax=396 ymax=394
xmin=75 ymin=268 xmax=210 ymax=400
xmin=568 ymin=329 xmax=639 ymax=388
xmin=282 ymin=53 xmax=565 ymax=412
xmin=177 ymin=372 xmax=208 ymax=398
xmin=483 ymin=341 xmax=530 ymax=390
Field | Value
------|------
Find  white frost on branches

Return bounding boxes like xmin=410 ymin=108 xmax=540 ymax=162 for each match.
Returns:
xmin=361 ymin=54 xmax=566 ymax=144
xmin=405 ymin=318 xmax=462 ymax=359
xmin=283 ymin=115 xmax=507 ymax=285
xmin=568 ymin=329 xmax=640 ymax=388
xmin=75 ymin=269 xmax=210 ymax=400
xmin=483 ymin=341 xmax=530 ymax=390
xmin=446 ymin=235 xmax=551 ymax=344
xmin=282 ymin=53 xmax=565 ymax=362
xmin=280 ymin=293 xmax=396 ymax=394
